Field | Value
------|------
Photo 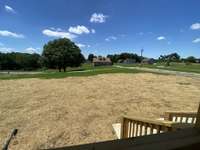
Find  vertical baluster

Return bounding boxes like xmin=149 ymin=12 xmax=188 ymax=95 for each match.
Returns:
xmin=132 ymin=122 xmax=135 ymax=137
xmin=144 ymin=123 xmax=148 ymax=135
xmin=137 ymin=122 xmax=140 ymax=136
xmin=132 ymin=121 xmax=135 ymax=137
xmin=195 ymin=103 xmax=200 ymax=128
xmin=130 ymin=121 xmax=134 ymax=138
xmin=191 ymin=117 xmax=195 ymax=124
xmin=194 ymin=118 xmax=197 ymax=124
xmin=140 ymin=122 xmax=143 ymax=136
xmin=174 ymin=116 xmax=178 ymax=122
xmin=155 ymin=125 xmax=161 ymax=134
xmin=127 ymin=121 xmax=130 ymax=138
xmin=123 ymin=118 xmax=129 ymax=138
xmin=180 ymin=116 xmax=183 ymax=123
xmin=160 ymin=126 xmax=164 ymax=133
xmin=185 ymin=117 xmax=189 ymax=123
xmin=129 ymin=121 xmax=132 ymax=137
xmin=150 ymin=124 xmax=153 ymax=135
xmin=135 ymin=121 xmax=138 ymax=137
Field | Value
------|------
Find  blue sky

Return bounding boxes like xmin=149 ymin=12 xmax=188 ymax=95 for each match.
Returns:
xmin=0 ymin=0 xmax=199 ymax=58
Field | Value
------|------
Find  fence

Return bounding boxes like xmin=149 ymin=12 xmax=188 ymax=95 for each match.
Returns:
xmin=164 ymin=111 xmax=197 ymax=124
xmin=120 ymin=116 xmax=191 ymax=139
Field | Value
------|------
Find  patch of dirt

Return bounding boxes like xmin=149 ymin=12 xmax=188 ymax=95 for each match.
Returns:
xmin=0 ymin=73 xmax=200 ymax=150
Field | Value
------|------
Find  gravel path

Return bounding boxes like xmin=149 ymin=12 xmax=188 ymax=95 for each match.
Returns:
xmin=0 ymin=71 xmax=43 ymax=75
xmin=115 ymin=65 xmax=200 ymax=78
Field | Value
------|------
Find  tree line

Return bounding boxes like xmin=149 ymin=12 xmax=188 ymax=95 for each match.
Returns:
xmin=88 ymin=52 xmax=199 ymax=65
xmin=0 ymin=52 xmax=41 ymax=70
xmin=87 ymin=53 xmax=142 ymax=63
xmin=158 ymin=53 xmax=199 ymax=65
xmin=0 ymin=38 xmax=199 ymax=71
xmin=0 ymin=38 xmax=85 ymax=71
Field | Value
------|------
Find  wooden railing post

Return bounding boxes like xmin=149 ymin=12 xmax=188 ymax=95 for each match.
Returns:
xmin=195 ymin=103 xmax=200 ymax=128
xmin=121 ymin=117 xmax=130 ymax=138
xmin=164 ymin=112 xmax=173 ymax=121
xmin=120 ymin=118 xmax=124 ymax=139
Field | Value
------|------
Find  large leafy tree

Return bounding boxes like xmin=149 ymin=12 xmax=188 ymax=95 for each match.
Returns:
xmin=42 ymin=38 xmax=85 ymax=72
xmin=186 ymin=56 xmax=196 ymax=63
xmin=159 ymin=52 xmax=180 ymax=66
xmin=159 ymin=53 xmax=180 ymax=62
xmin=87 ymin=53 xmax=96 ymax=62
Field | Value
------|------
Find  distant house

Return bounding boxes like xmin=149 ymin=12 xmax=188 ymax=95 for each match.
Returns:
xmin=117 ymin=59 xmax=123 ymax=63
xmin=122 ymin=58 xmax=136 ymax=64
xmin=93 ymin=57 xmax=112 ymax=66
xmin=196 ymin=59 xmax=200 ymax=63
xmin=142 ymin=58 xmax=155 ymax=64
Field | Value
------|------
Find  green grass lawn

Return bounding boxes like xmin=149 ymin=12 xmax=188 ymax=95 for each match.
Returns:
xmin=116 ymin=62 xmax=200 ymax=73
xmin=1 ymin=62 xmax=199 ymax=80
xmin=0 ymin=65 xmax=144 ymax=80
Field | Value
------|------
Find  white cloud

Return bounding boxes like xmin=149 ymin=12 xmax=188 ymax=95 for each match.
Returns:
xmin=76 ymin=43 xmax=86 ymax=48
xmin=0 ymin=30 xmax=24 ymax=38
xmin=68 ymin=25 xmax=90 ymax=34
xmin=50 ymin=27 xmax=62 ymax=31
xmin=0 ymin=46 xmax=41 ymax=54
xmin=0 ymin=47 xmax=14 ymax=53
xmin=42 ymin=29 xmax=76 ymax=39
xmin=4 ymin=5 xmax=16 ymax=13
xmin=157 ymin=36 xmax=166 ymax=40
xmin=76 ymin=43 xmax=90 ymax=48
xmin=192 ymin=38 xmax=200 ymax=43
xmin=105 ymin=36 xmax=117 ymax=42
xmin=25 ymin=47 xmax=40 ymax=54
xmin=91 ymin=29 xmax=96 ymax=34
xmin=90 ymin=13 xmax=108 ymax=23
xmin=190 ymin=23 xmax=200 ymax=30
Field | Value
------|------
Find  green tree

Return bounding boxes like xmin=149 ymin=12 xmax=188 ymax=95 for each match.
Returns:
xmin=42 ymin=38 xmax=84 ymax=72
xmin=0 ymin=52 xmax=41 ymax=70
xmin=186 ymin=56 xmax=196 ymax=63
xmin=87 ymin=53 xmax=96 ymax=62
xmin=107 ymin=53 xmax=141 ymax=63
xmin=159 ymin=52 xmax=180 ymax=66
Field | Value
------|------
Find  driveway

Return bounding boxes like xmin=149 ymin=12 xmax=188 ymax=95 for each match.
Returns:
xmin=115 ymin=65 xmax=200 ymax=79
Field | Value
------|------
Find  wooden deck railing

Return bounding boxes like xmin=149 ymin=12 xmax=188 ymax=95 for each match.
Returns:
xmin=164 ymin=111 xmax=197 ymax=124
xmin=120 ymin=116 xmax=192 ymax=139
xmin=45 ymin=103 xmax=200 ymax=150
xmin=46 ymin=128 xmax=200 ymax=150
xmin=121 ymin=108 xmax=198 ymax=139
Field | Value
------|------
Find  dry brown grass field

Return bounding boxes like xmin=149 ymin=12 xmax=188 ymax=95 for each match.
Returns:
xmin=0 ymin=73 xmax=200 ymax=150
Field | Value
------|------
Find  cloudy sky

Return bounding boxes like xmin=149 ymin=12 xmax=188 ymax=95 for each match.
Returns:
xmin=0 ymin=0 xmax=199 ymax=58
